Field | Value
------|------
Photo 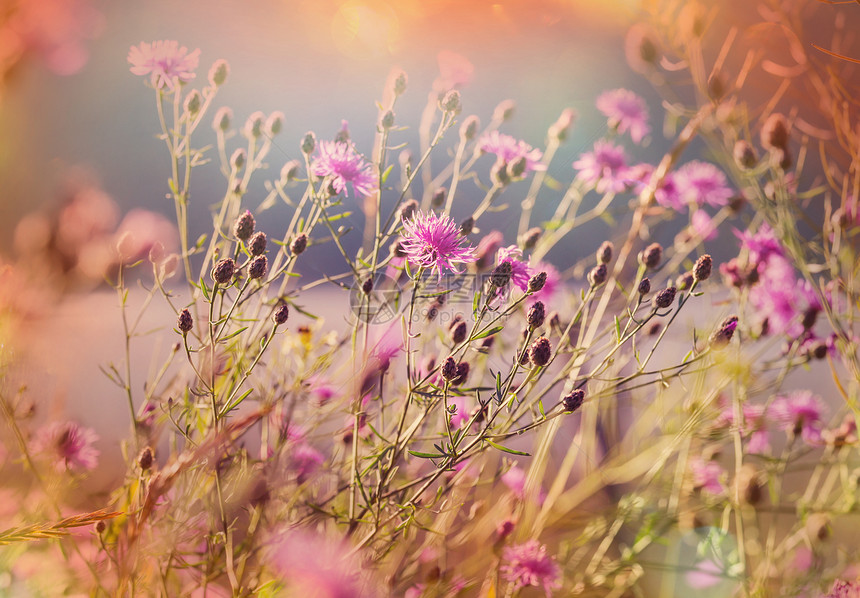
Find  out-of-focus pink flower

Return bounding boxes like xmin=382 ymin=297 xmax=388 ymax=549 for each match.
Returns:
xmin=771 ymin=390 xmax=826 ymax=445
xmin=113 ymin=209 xmax=179 ymax=264
xmin=690 ymin=457 xmax=725 ymax=494
xmin=691 ymin=210 xmax=718 ymax=241
xmin=289 ymin=444 xmax=324 ymax=482
xmin=528 ymin=261 xmax=561 ymax=306
xmin=718 ymin=401 xmax=770 ymax=454
xmin=434 ymin=50 xmax=474 ymax=93
xmin=685 ymin=559 xmax=725 ymax=589
xmin=596 ymin=89 xmax=650 ymax=144
xmin=628 ymin=164 xmax=684 ymax=210
xmin=128 ymin=40 xmax=201 ymax=90
xmin=310 ymin=141 xmax=377 ymax=198
xmin=305 ymin=375 xmax=339 ymax=405
xmin=474 ymin=230 xmax=504 ymax=270
xmin=400 ymin=211 xmax=476 ymax=280
xmin=448 ymin=396 xmax=470 ymax=429
xmin=824 ymin=580 xmax=860 ymax=598
xmin=675 ymin=161 xmax=733 ymax=207
xmin=477 ymin=131 xmax=545 ymax=175
xmin=497 ymin=245 xmax=532 ymax=292
xmin=573 ymin=141 xmax=630 ymax=194
xmin=34 ymin=421 xmax=99 ymax=471
xmin=501 ymin=540 xmax=562 ymax=597
xmin=735 ymin=223 xmax=784 ymax=268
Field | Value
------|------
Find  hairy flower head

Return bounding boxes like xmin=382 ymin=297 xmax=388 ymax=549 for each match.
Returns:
xmin=399 ymin=211 xmax=476 ymax=279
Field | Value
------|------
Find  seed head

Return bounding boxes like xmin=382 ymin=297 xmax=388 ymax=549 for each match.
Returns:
xmin=491 ymin=261 xmax=513 ymax=289
xmin=521 ymin=227 xmax=542 ymax=250
xmin=638 ymin=277 xmax=651 ymax=295
xmin=441 ymin=357 xmax=458 ymax=382
xmin=693 ymin=254 xmax=713 ymax=281
xmin=562 ymin=389 xmax=585 ymax=413
xmin=177 ymin=308 xmax=193 ymax=333
xmin=529 ymin=337 xmax=552 ymax=367
xmin=588 ymin=264 xmax=607 ymax=287
xmin=290 ymin=233 xmax=308 ymax=255
xmin=596 ymin=241 xmax=614 ymax=265
xmin=272 ymin=303 xmax=289 ymax=326
xmin=248 ymin=231 xmax=267 ymax=256
xmin=248 ymin=255 xmax=268 ymax=280
xmin=652 ymin=286 xmax=677 ymax=309
xmin=211 ymin=258 xmax=236 ymax=285
xmin=301 ymin=131 xmax=316 ymax=155
xmin=528 ymin=301 xmax=546 ymax=330
xmin=528 ymin=271 xmax=547 ymax=293
xmin=638 ymin=242 xmax=663 ymax=270
xmin=233 ymin=210 xmax=255 ymax=241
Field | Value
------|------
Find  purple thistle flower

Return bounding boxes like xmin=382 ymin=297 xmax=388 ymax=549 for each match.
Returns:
xmin=596 ymin=88 xmax=650 ymax=144
xmin=573 ymin=140 xmax=630 ymax=194
xmin=477 ymin=131 xmax=545 ymax=175
xmin=501 ymin=540 xmax=562 ymax=597
xmin=128 ymin=40 xmax=200 ymax=90
xmin=399 ymin=211 xmax=476 ymax=279
xmin=496 ymin=245 xmax=532 ymax=292
xmin=735 ymin=223 xmax=785 ymax=268
xmin=34 ymin=421 xmax=99 ymax=471
xmin=528 ymin=261 xmax=561 ymax=305
xmin=675 ymin=161 xmax=733 ymax=207
xmin=825 ymin=579 xmax=860 ymax=598
xmin=310 ymin=140 xmax=377 ymax=198
xmin=690 ymin=457 xmax=725 ymax=494
xmin=691 ymin=210 xmax=718 ymax=241
xmin=771 ymin=390 xmax=826 ymax=445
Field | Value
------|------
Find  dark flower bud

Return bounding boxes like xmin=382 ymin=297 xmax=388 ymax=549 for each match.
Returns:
xmin=380 ymin=109 xmax=395 ymax=130
xmin=441 ymin=357 xmax=458 ymax=382
xmin=439 ymin=90 xmax=461 ymax=114
xmin=652 ymin=286 xmax=677 ymax=309
xmin=361 ymin=277 xmax=373 ymax=295
xmin=460 ymin=115 xmax=480 ymax=142
xmin=398 ymin=199 xmax=419 ymax=222
xmin=460 ymin=216 xmax=475 ymax=236
xmin=177 ymin=308 xmax=193 ymax=333
xmin=449 ymin=320 xmax=468 ymax=345
xmin=625 ymin=23 xmax=660 ymax=73
xmin=96 ymin=520 xmax=106 ymax=534
xmin=213 ymin=106 xmax=232 ymax=131
xmin=693 ymin=254 xmax=712 ymax=281
xmin=211 ymin=258 xmax=236 ymax=285
xmin=772 ymin=147 xmax=792 ymax=171
xmin=548 ymin=311 xmax=561 ymax=330
xmin=301 ymin=131 xmax=316 ymax=155
xmin=491 ymin=261 xmax=513 ymax=288
xmin=734 ymin=464 xmax=762 ymax=506
xmin=233 ymin=210 xmax=255 ymax=241
xmin=248 ymin=231 xmax=267 ymax=256
xmin=596 ymin=241 xmax=614 ymax=265
xmin=638 ymin=242 xmax=663 ymax=270
xmin=521 ymin=227 xmax=542 ymax=250
xmin=802 ymin=307 xmax=819 ymax=330
xmin=529 ymin=337 xmax=552 ymax=367
xmin=528 ymin=301 xmax=546 ymax=330
xmin=481 ymin=335 xmax=495 ymax=350
xmin=392 ymin=70 xmax=407 ymax=96
xmin=490 ymin=160 xmax=510 ymax=186
xmin=138 ymin=446 xmax=154 ymax=470
xmin=184 ymin=89 xmax=201 ymax=115
xmin=280 ymin=160 xmax=301 ymax=184
xmin=272 ymin=303 xmax=289 ymax=326
xmin=528 ymin=271 xmax=547 ymax=293
xmin=562 ymin=388 xmax=585 ymax=413
xmin=248 ymin=255 xmax=268 ymax=280
xmin=451 ymin=361 xmax=470 ymax=386
xmin=810 ymin=340 xmax=828 ymax=360
xmin=638 ymin=277 xmax=651 ymax=295
xmin=675 ymin=271 xmax=694 ymax=291
xmin=506 ymin=156 xmax=528 ymax=179
xmin=244 ymin=111 xmax=265 ymax=139
xmin=707 ymin=71 xmax=725 ymax=100
xmin=209 ymin=59 xmax=229 ymax=86
xmin=290 ymin=233 xmax=308 ymax=255
xmin=431 ymin=187 xmax=447 ymax=208
xmin=493 ymin=99 xmax=516 ymax=123
xmin=709 ymin=315 xmax=738 ymax=349
xmin=733 ymin=140 xmax=757 ymax=169
xmin=761 ymin=113 xmax=789 ymax=151
xmin=266 ymin=111 xmax=284 ymax=136
xmin=230 ymin=148 xmax=246 ymax=171
xmin=588 ymin=264 xmax=608 ymax=287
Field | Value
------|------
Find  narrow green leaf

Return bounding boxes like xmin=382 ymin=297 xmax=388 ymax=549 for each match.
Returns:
xmin=472 ymin=325 xmax=504 ymax=340
xmin=381 ymin=164 xmax=395 ymax=184
xmin=220 ymin=326 xmax=248 ymax=342
xmin=408 ymin=450 xmax=445 ymax=459
xmin=486 ymin=439 xmax=531 ymax=457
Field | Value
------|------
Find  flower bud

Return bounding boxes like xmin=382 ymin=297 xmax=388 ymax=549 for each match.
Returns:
xmin=761 ymin=113 xmax=789 ymax=151
xmin=183 ymin=90 xmax=201 ymax=115
xmin=675 ymin=271 xmax=694 ymax=291
xmin=439 ymin=90 xmax=461 ymax=114
xmin=548 ymin=108 xmax=577 ymax=143
xmin=243 ymin=111 xmax=265 ymax=139
xmin=709 ymin=316 xmax=738 ymax=349
xmin=529 ymin=337 xmax=552 ymax=367
xmin=213 ymin=107 xmax=233 ymax=131
xmin=562 ymin=389 xmax=585 ymax=413
xmin=230 ymin=148 xmax=246 ymax=171
xmin=211 ymin=258 xmax=236 ymax=285
xmin=625 ymin=23 xmax=660 ymax=73
xmin=596 ymin=241 xmax=614 ymax=265
xmin=431 ymin=187 xmax=447 ymax=208
xmin=506 ymin=156 xmax=528 ymax=179
xmin=209 ymin=59 xmax=229 ymax=86
xmin=493 ymin=99 xmax=516 ymax=123
xmin=527 ymin=301 xmax=546 ymax=330
xmin=733 ymin=140 xmax=757 ymax=169
xmin=528 ymin=272 xmax=547 ymax=293
xmin=460 ymin=216 xmax=475 ymax=236
xmin=361 ymin=277 xmax=373 ymax=295
xmin=280 ymin=160 xmax=301 ymax=184
xmin=380 ymin=110 xmax=395 ymax=130
xmin=459 ymin=115 xmax=480 ymax=142
xmin=248 ymin=231 xmax=267 ymax=256
xmin=638 ymin=243 xmax=663 ymax=270
xmin=638 ymin=277 xmax=651 ymax=295
xmin=392 ymin=70 xmax=407 ymax=96
xmin=138 ymin=446 xmax=154 ymax=470
xmin=177 ymin=308 xmax=193 ymax=333
xmin=451 ymin=361 xmax=470 ymax=386
xmin=301 ymin=131 xmax=316 ymax=155
xmin=233 ymin=210 xmax=255 ymax=241
xmin=488 ymin=261 xmax=511 ymax=289
xmin=248 ymin=255 xmax=268 ymax=280
xmin=397 ymin=199 xmax=419 ymax=223
xmin=490 ymin=160 xmax=510 ymax=186
xmin=290 ymin=233 xmax=308 ymax=255
xmin=272 ymin=303 xmax=289 ymax=325
xmin=693 ymin=254 xmax=712 ymax=281
xmin=588 ymin=264 xmax=608 ymax=287
xmin=441 ymin=357 xmax=458 ymax=382
xmin=449 ymin=320 xmax=468 ymax=344
xmin=266 ymin=111 xmax=285 ymax=136
xmin=652 ymin=286 xmax=677 ymax=309
xmin=521 ymin=227 xmax=542 ymax=250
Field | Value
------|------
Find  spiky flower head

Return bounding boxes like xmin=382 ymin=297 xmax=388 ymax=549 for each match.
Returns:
xmin=233 ymin=210 xmax=255 ymax=241
xmin=653 ymin=286 xmax=677 ymax=309
xmin=211 ymin=258 xmax=236 ymax=285
xmin=501 ymin=540 xmax=562 ymax=596
xmin=177 ymin=308 xmax=193 ymax=333
xmin=399 ymin=211 xmax=477 ymax=280
xmin=529 ymin=337 xmax=552 ymax=367
xmin=249 ymin=231 xmax=267 ymax=256
xmin=563 ymin=389 xmax=585 ymax=413
xmin=248 ymin=255 xmax=268 ymax=280
xmin=311 ymin=140 xmax=376 ymax=198
xmin=272 ymin=303 xmax=289 ymax=326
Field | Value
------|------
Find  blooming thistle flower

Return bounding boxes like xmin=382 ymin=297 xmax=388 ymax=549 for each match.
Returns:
xmin=399 ymin=211 xmax=476 ymax=280
xmin=675 ymin=161 xmax=733 ymax=207
xmin=477 ymin=131 xmax=545 ymax=176
xmin=34 ymin=421 xmax=99 ymax=471
xmin=596 ymin=88 xmax=650 ymax=144
xmin=771 ymin=391 xmax=826 ymax=445
xmin=128 ymin=40 xmax=200 ymax=90
xmin=573 ymin=140 xmax=630 ymax=194
xmin=310 ymin=140 xmax=376 ymax=198
xmin=496 ymin=245 xmax=532 ymax=292
xmin=501 ymin=540 xmax=562 ymax=597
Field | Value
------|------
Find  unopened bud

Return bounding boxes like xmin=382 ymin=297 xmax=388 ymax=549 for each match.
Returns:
xmin=431 ymin=187 xmax=447 ymax=208
xmin=280 ymin=160 xmax=300 ymax=184
xmin=397 ymin=199 xmax=419 ymax=223
xmin=761 ymin=113 xmax=789 ymax=151
xmin=392 ymin=70 xmax=407 ymax=96
xmin=243 ymin=111 xmax=265 ymax=139
xmin=248 ymin=255 xmax=268 ymax=279
xmin=709 ymin=316 xmax=738 ymax=349
xmin=460 ymin=115 xmax=480 ymax=142
xmin=272 ymin=303 xmax=289 ymax=325
xmin=638 ymin=277 xmax=651 ymax=295
xmin=528 ymin=272 xmax=547 ymax=293
xmin=230 ymin=148 xmax=246 ymax=171
xmin=493 ymin=99 xmax=516 ymax=122
xmin=562 ymin=389 xmax=585 ymax=413
xmin=460 ymin=216 xmax=475 ymax=236
xmin=596 ymin=241 xmax=614 ymax=265
xmin=138 ymin=446 xmax=154 ymax=470
xmin=491 ymin=261 xmax=513 ymax=288
xmin=441 ymin=357 xmax=458 ymax=382
xmin=184 ymin=90 xmax=201 ymax=115
xmin=506 ymin=156 xmax=528 ymax=179
xmin=301 ymin=132 xmax=316 ymax=155
xmin=213 ymin=107 xmax=232 ymax=131
xmin=548 ymin=108 xmax=577 ymax=142
xmin=266 ymin=111 xmax=285 ymax=136
xmin=233 ymin=210 xmax=255 ymax=241
xmin=588 ymin=264 xmax=607 ymax=287
xmin=248 ymin=231 xmax=267 ymax=256
xmin=521 ymin=227 xmax=542 ymax=250
xmin=361 ymin=277 xmax=373 ymax=295
xmin=449 ymin=320 xmax=468 ymax=344
xmin=290 ymin=233 xmax=308 ymax=255
xmin=527 ymin=301 xmax=546 ymax=330
xmin=733 ymin=140 xmax=757 ymax=169
xmin=439 ymin=90 xmax=461 ymax=114
xmin=177 ymin=308 xmax=193 ymax=333
xmin=694 ymin=254 xmax=712 ymax=281
xmin=652 ymin=286 xmax=677 ymax=309
xmin=638 ymin=242 xmax=663 ymax=270
xmin=675 ymin=271 xmax=694 ymax=291
xmin=209 ymin=59 xmax=229 ymax=86
xmin=211 ymin=258 xmax=236 ymax=285
xmin=529 ymin=337 xmax=552 ymax=367
xmin=380 ymin=109 xmax=395 ymax=130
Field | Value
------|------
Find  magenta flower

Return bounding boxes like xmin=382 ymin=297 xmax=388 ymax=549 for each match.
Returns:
xmin=289 ymin=443 xmax=324 ymax=482
xmin=690 ymin=210 xmax=718 ymax=241
xmin=824 ymin=579 xmax=860 ymax=598
xmin=735 ymin=223 xmax=784 ymax=268
xmin=400 ymin=211 xmax=476 ymax=279
xmin=596 ymin=88 xmax=650 ymax=144
xmin=685 ymin=559 xmax=725 ymax=589
xmin=771 ymin=391 xmax=826 ymax=445
xmin=718 ymin=401 xmax=770 ymax=454
xmin=501 ymin=540 xmax=562 ymax=597
xmin=478 ymin=131 xmax=545 ymax=175
xmin=128 ymin=40 xmax=200 ymax=90
xmin=497 ymin=245 xmax=532 ymax=292
xmin=690 ymin=457 xmax=725 ymax=494
xmin=573 ymin=140 xmax=630 ymax=194
xmin=310 ymin=140 xmax=376 ymax=198
xmin=675 ymin=161 xmax=733 ymax=207
xmin=34 ymin=421 xmax=99 ymax=471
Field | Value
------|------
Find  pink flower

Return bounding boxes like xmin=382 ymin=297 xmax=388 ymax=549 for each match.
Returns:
xmin=691 ymin=210 xmax=718 ymax=241
xmin=289 ymin=444 xmax=324 ymax=482
xmin=528 ymin=261 xmax=561 ymax=305
xmin=449 ymin=396 xmax=470 ymax=429
xmin=501 ymin=540 xmax=562 ymax=597
xmin=675 ymin=161 xmax=733 ymax=207
xmin=771 ymin=391 xmax=826 ymax=445
xmin=434 ymin=50 xmax=474 ymax=93
xmin=497 ymin=245 xmax=532 ymax=292
xmin=718 ymin=401 xmax=770 ymax=454
xmin=690 ymin=457 xmax=725 ymax=494
xmin=34 ymin=421 xmax=99 ymax=471
xmin=596 ymin=88 xmax=650 ymax=144
xmin=824 ymin=580 xmax=860 ymax=598
xmin=128 ymin=40 xmax=200 ymax=90
xmin=573 ymin=140 xmax=630 ymax=194
xmin=400 ymin=211 xmax=476 ymax=280
xmin=477 ymin=131 xmax=545 ymax=175
xmin=735 ymin=223 xmax=784 ymax=268
xmin=310 ymin=141 xmax=376 ymax=198
xmin=628 ymin=164 xmax=684 ymax=210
